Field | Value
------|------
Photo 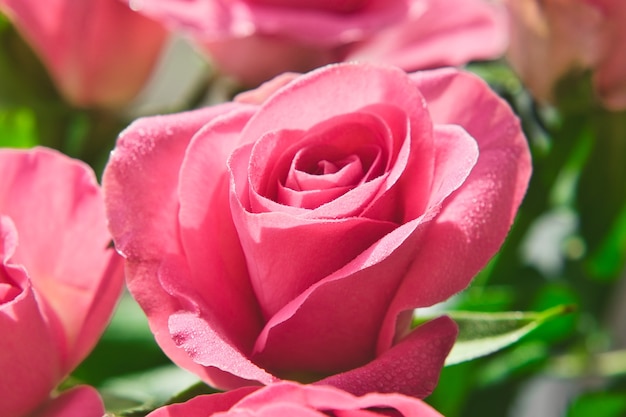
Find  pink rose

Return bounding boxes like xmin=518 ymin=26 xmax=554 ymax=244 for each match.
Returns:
xmin=506 ymin=0 xmax=626 ymax=110
xmin=147 ymin=382 xmax=443 ymax=417
xmin=0 ymin=0 xmax=167 ymax=108
xmin=104 ymin=63 xmax=531 ymax=396
xmin=131 ymin=0 xmax=507 ymax=86
xmin=0 ymin=148 xmax=124 ymax=417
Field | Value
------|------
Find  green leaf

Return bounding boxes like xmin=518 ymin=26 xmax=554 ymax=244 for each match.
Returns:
xmin=416 ymin=305 xmax=575 ymax=366
xmin=100 ymin=365 xmax=203 ymax=415
xmin=567 ymin=392 xmax=626 ymax=417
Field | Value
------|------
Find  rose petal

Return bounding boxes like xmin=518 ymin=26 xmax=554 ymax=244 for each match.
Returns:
xmin=32 ymin=386 xmax=104 ymax=417
xmin=317 ymin=316 xmax=457 ymax=398
xmin=376 ymin=69 xmax=531 ymax=349
xmin=178 ymin=107 xmax=264 ymax=352
xmin=0 ymin=148 xmax=123 ymax=370
xmin=0 ymin=263 xmax=61 ymax=417
xmin=346 ymin=0 xmax=508 ymax=70
xmin=168 ymin=309 xmax=275 ymax=386
xmin=104 ymin=103 xmax=250 ymax=385
xmin=146 ymin=386 xmax=260 ymax=417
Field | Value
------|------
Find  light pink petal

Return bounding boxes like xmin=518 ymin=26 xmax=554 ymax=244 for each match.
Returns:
xmin=104 ymin=106 xmax=240 ymax=261
xmin=376 ymin=69 xmax=531 ymax=348
xmin=32 ymin=386 xmax=104 ymax=417
xmin=149 ymin=382 xmax=443 ymax=416
xmin=0 ymin=216 xmax=18 ymax=262
xmin=238 ymin=383 xmax=443 ymax=417
xmin=104 ymin=104 xmax=246 ymax=383
xmin=317 ymin=316 xmax=457 ymax=398
xmin=239 ymin=63 xmax=428 ymax=148
xmin=178 ymin=106 xmax=263 ymax=353
xmin=0 ymin=262 xmax=61 ymax=417
xmin=0 ymin=148 xmax=124 ymax=372
xmin=0 ymin=0 xmax=166 ymax=107
xmin=146 ymin=387 xmax=260 ymax=417
xmin=168 ymin=309 xmax=275 ymax=386
xmin=346 ymin=0 xmax=508 ymax=70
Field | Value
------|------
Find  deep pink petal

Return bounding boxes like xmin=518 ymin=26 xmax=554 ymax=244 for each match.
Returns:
xmin=251 ymin=218 xmax=431 ymax=376
xmin=317 ymin=316 xmax=457 ymax=398
xmin=32 ymin=386 xmax=104 ymax=417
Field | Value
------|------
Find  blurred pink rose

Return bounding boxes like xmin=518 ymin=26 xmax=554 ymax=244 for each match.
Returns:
xmin=104 ymin=63 xmax=531 ymax=396
xmin=0 ymin=148 xmax=124 ymax=417
xmin=507 ymin=0 xmax=626 ymax=110
xmin=147 ymin=382 xmax=443 ymax=417
xmin=132 ymin=0 xmax=507 ymax=86
xmin=0 ymin=0 xmax=167 ymax=108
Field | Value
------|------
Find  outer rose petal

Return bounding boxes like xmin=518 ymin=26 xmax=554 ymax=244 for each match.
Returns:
xmin=0 ymin=261 xmax=60 ymax=417
xmin=346 ymin=0 xmax=508 ymax=70
xmin=376 ymin=68 xmax=531 ymax=350
xmin=146 ymin=386 xmax=259 ymax=417
xmin=0 ymin=148 xmax=124 ymax=417
xmin=0 ymin=0 xmax=167 ymax=107
xmin=0 ymin=148 xmax=124 ymax=371
xmin=32 ymin=386 xmax=105 ymax=417
xmin=104 ymin=103 xmax=272 ymax=388
xmin=317 ymin=316 xmax=457 ymax=398
xmin=147 ymin=382 xmax=443 ymax=417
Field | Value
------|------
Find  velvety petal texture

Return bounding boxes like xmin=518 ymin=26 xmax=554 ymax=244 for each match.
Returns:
xmin=506 ymin=0 xmax=626 ymax=110
xmin=104 ymin=62 xmax=531 ymax=396
xmin=130 ymin=0 xmax=507 ymax=86
xmin=146 ymin=382 xmax=443 ymax=417
xmin=0 ymin=0 xmax=167 ymax=107
xmin=0 ymin=148 xmax=123 ymax=417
